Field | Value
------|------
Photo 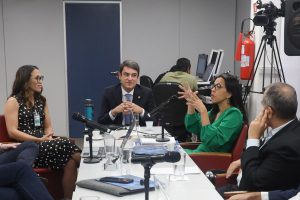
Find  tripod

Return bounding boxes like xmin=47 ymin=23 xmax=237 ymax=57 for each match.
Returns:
xmin=242 ymin=33 xmax=286 ymax=104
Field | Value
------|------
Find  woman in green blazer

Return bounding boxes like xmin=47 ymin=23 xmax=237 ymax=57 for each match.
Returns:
xmin=179 ymin=73 xmax=247 ymax=153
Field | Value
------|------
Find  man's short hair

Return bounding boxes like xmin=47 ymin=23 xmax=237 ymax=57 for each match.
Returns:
xmin=172 ymin=58 xmax=191 ymax=72
xmin=262 ymin=82 xmax=298 ymax=120
xmin=119 ymin=60 xmax=140 ymax=75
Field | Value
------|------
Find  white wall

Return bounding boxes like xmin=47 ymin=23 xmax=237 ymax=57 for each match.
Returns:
xmin=123 ymin=0 xmax=237 ymax=79
xmin=0 ymin=0 xmax=244 ymax=137
xmin=0 ymin=0 xmax=68 ymax=136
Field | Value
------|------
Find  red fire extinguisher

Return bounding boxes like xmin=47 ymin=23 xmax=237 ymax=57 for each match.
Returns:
xmin=235 ymin=18 xmax=255 ymax=80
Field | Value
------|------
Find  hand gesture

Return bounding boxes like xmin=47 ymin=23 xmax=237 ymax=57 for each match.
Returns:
xmin=0 ymin=143 xmax=20 ymax=150
xmin=111 ymin=102 xmax=128 ymax=117
xmin=124 ymin=102 xmax=143 ymax=114
xmin=41 ymin=132 xmax=54 ymax=142
xmin=178 ymin=84 xmax=206 ymax=113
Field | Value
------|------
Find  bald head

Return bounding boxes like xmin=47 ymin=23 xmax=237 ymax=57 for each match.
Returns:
xmin=262 ymin=82 xmax=298 ymax=120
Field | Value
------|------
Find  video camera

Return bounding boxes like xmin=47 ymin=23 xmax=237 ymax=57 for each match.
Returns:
xmin=253 ymin=0 xmax=285 ymax=36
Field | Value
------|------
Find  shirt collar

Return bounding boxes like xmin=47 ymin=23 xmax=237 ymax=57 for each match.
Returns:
xmin=270 ymin=119 xmax=294 ymax=136
xmin=121 ymin=87 xmax=134 ymax=96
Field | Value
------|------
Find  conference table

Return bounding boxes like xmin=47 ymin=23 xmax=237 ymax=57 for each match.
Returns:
xmin=72 ymin=127 xmax=223 ymax=200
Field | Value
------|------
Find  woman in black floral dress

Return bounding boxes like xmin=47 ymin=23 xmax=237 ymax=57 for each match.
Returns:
xmin=4 ymin=65 xmax=81 ymax=199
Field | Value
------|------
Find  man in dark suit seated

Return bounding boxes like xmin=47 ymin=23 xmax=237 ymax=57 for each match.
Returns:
xmin=219 ymin=82 xmax=300 ymax=198
xmin=227 ymin=186 xmax=300 ymax=200
xmin=98 ymin=60 xmax=155 ymax=126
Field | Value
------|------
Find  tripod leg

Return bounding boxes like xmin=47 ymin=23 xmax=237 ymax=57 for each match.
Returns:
xmin=242 ymin=37 xmax=267 ymax=104
xmin=273 ymin=37 xmax=286 ymax=83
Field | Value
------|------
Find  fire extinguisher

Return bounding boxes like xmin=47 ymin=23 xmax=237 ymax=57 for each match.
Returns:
xmin=235 ymin=18 xmax=255 ymax=80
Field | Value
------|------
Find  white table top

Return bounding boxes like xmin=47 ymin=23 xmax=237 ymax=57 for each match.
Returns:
xmin=73 ymin=127 xmax=223 ymax=200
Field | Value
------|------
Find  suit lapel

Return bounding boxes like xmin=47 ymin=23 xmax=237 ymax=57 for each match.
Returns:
xmin=115 ymin=84 xmax=123 ymax=105
xmin=133 ymin=85 xmax=142 ymax=104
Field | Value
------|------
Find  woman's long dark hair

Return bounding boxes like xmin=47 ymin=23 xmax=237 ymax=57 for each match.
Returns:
xmin=10 ymin=65 xmax=46 ymax=107
xmin=209 ymin=73 xmax=248 ymax=123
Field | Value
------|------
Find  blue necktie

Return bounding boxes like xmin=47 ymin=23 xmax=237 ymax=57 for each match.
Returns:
xmin=124 ymin=94 xmax=132 ymax=125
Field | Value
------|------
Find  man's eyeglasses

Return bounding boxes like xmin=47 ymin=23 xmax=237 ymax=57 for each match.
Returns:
xmin=211 ymin=83 xmax=224 ymax=90
xmin=32 ymin=75 xmax=44 ymax=82
xmin=122 ymin=72 xmax=138 ymax=78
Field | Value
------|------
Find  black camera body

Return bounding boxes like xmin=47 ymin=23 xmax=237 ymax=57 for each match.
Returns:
xmin=253 ymin=0 xmax=285 ymax=36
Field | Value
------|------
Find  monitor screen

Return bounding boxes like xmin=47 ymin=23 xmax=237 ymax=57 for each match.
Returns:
xmin=209 ymin=51 xmax=218 ymax=65
xmin=196 ymin=54 xmax=208 ymax=78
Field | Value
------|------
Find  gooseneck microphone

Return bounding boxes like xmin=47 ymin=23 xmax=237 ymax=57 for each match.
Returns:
xmin=131 ymin=151 xmax=181 ymax=165
xmin=72 ymin=112 xmax=111 ymax=133
xmin=147 ymin=95 xmax=179 ymax=118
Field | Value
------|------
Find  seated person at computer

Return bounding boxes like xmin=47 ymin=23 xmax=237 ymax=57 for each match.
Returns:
xmin=98 ymin=60 xmax=155 ymax=126
xmin=160 ymin=57 xmax=198 ymax=91
xmin=153 ymin=65 xmax=177 ymax=86
xmin=179 ymin=73 xmax=247 ymax=153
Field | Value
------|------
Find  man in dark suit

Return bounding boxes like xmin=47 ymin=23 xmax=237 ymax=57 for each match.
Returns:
xmin=221 ymin=82 xmax=300 ymax=198
xmin=98 ymin=60 xmax=155 ymax=126
xmin=227 ymin=187 xmax=300 ymax=200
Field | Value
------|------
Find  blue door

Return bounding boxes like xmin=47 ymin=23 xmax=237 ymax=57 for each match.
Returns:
xmin=65 ymin=2 xmax=121 ymax=137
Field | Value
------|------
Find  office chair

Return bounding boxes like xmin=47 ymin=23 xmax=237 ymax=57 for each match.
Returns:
xmin=140 ymin=75 xmax=154 ymax=88
xmin=180 ymin=124 xmax=248 ymax=173
xmin=152 ymin=82 xmax=190 ymax=142
xmin=0 ymin=115 xmax=64 ymax=199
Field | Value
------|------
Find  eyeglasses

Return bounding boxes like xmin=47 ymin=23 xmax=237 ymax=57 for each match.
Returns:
xmin=122 ymin=72 xmax=138 ymax=78
xmin=32 ymin=75 xmax=44 ymax=82
xmin=211 ymin=83 xmax=224 ymax=90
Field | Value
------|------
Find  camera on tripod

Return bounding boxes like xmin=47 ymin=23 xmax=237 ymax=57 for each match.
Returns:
xmin=253 ymin=0 xmax=285 ymax=37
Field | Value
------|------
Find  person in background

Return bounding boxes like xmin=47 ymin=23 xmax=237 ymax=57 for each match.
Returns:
xmin=221 ymin=83 xmax=300 ymax=199
xmin=98 ymin=59 xmax=155 ymax=126
xmin=4 ymin=65 xmax=81 ymax=200
xmin=160 ymin=57 xmax=198 ymax=91
xmin=179 ymin=73 xmax=247 ymax=153
xmin=0 ymin=161 xmax=53 ymax=200
xmin=153 ymin=64 xmax=177 ymax=86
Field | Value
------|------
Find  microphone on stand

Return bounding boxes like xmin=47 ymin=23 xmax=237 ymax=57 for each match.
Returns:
xmin=72 ymin=112 xmax=111 ymax=133
xmin=147 ymin=95 xmax=179 ymax=118
xmin=147 ymin=95 xmax=180 ymax=142
xmin=131 ymin=151 xmax=181 ymax=165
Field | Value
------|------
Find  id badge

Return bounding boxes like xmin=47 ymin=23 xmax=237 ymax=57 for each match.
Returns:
xmin=34 ymin=111 xmax=41 ymax=127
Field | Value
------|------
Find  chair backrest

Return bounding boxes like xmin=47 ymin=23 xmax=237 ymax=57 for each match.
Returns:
xmin=152 ymin=82 xmax=187 ymax=127
xmin=0 ymin=115 xmax=13 ymax=142
xmin=140 ymin=75 xmax=154 ymax=88
xmin=231 ymin=124 xmax=248 ymax=161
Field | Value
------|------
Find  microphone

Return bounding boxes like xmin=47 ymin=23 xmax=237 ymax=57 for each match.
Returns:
xmin=72 ymin=112 xmax=111 ymax=133
xmin=131 ymin=151 xmax=181 ymax=165
xmin=147 ymin=95 xmax=179 ymax=118
xmin=110 ymin=71 xmax=118 ymax=76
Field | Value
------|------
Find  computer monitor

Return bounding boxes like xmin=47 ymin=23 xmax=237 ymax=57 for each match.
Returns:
xmin=203 ymin=49 xmax=221 ymax=82
xmin=208 ymin=50 xmax=219 ymax=65
xmin=214 ymin=49 xmax=224 ymax=75
xmin=196 ymin=54 xmax=208 ymax=78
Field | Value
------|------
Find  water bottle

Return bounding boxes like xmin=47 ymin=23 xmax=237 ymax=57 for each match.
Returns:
xmin=84 ymin=99 xmax=94 ymax=120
